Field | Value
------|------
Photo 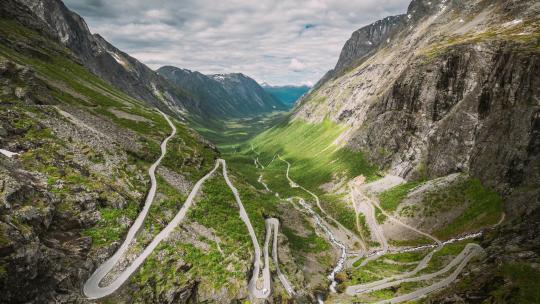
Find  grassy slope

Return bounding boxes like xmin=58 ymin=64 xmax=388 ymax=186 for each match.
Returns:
xmin=223 ymin=118 xmax=379 ymax=239
xmin=191 ymin=111 xmax=289 ymax=146
xmin=248 ymin=118 xmax=379 ymax=188
xmin=376 ymin=176 xmax=503 ymax=240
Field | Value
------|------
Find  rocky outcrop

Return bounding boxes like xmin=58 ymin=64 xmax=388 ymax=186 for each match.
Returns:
xmin=0 ymin=141 xmax=98 ymax=303
xmin=429 ymin=206 xmax=540 ymax=303
xmin=158 ymin=66 xmax=287 ymax=118
xmin=0 ymin=58 xmax=54 ymax=105
xmin=323 ymin=0 xmax=451 ymax=83
xmin=333 ymin=15 xmax=406 ymax=76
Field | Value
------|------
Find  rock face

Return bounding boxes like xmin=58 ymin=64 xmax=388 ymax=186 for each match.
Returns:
xmin=333 ymin=15 xmax=407 ymax=76
xmin=294 ymin=0 xmax=540 ymax=213
xmin=0 ymin=59 xmax=54 ymax=105
xmin=158 ymin=66 xmax=287 ymax=118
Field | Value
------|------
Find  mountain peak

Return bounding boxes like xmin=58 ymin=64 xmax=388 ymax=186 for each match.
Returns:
xmin=158 ymin=66 xmax=287 ymax=117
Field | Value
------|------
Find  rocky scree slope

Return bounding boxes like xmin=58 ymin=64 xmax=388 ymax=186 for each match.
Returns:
xmin=158 ymin=66 xmax=287 ymax=118
xmin=293 ymin=0 xmax=539 ymax=301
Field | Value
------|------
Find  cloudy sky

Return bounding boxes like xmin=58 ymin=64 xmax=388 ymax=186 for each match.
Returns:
xmin=64 ymin=0 xmax=410 ymax=86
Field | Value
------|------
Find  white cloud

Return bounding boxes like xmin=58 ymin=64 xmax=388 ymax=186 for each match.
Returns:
xmin=64 ymin=0 xmax=411 ymax=86
xmin=288 ymin=58 xmax=306 ymax=72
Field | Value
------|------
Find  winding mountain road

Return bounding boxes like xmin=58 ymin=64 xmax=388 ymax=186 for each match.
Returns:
xmin=373 ymin=244 xmax=483 ymax=304
xmin=84 ymin=111 xmax=178 ymax=299
xmin=349 ymin=244 xmax=483 ymax=296
xmin=349 ymin=181 xmax=442 ymax=269
xmin=345 ymin=179 xmax=488 ymax=303
xmin=258 ymin=174 xmax=271 ymax=191
xmin=0 ymin=149 xmax=18 ymax=158
xmin=265 ymin=218 xmax=296 ymax=296
xmin=220 ymin=160 xmax=271 ymax=300
xmin=84 ymin=113 xmax=272 ymax=300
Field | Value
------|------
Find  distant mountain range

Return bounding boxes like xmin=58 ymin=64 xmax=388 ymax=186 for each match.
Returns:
xmin=260 ymin=83 xmax=311 ymax=106
xmin=158 ymin=67 xmax=287 ymax=118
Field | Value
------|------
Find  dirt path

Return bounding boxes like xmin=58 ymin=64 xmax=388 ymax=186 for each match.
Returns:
xmin=371 ymin=199 xmax=441 ymax=245
xmin=265 ymin=218 xmax=296 ymax=296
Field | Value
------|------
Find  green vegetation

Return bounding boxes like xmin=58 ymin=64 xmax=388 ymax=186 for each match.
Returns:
xmin=426 ymin=178 xmax=503 ymax=239
xmin=375 ymin=207 xmax=387 ymax=224
xmin=421 ymin=20 xmax=540 ymax=60
xmin=356 ymin=213 xmax=371 ymax=241
xmin=360 ymin=281 xmax=427 ymax=302
xmin=222 ymin=118 xmax=379 ymax=228
xmin=378 ymin=181 xmax=424 ymax=212
xmin=352 ymin=257 xmax=366 ymax=268
xmin=246 ymin=118 xmax=379 ymax=191
xmin=82 ymin=202 xmax=140 ymax=247
xmin=348 ymin=255 xmax=420 ymax=285
xmin=490 ymin=262 xmax=540 ymax=303
xmin=281 ymin=226 xmax=330 ymax=254
xmin=320 ymin=193 xmax=357 ymax=233
xmin=190 ymin=177 xmax=257 ymax=244
xmin=383 ymin=251 xmax=426 ymax=264
xmin=131 ymin=171 xmax=284 ymax=299
xmin=140 ymin=177 xmax=188 ymax=240
xmin=419 ymin=241 xmax=470 ymax=274
xmin=133 ymin=241 xmax=243 ymax=299
xmin=192 ymin=111 xmax=288 ymax=146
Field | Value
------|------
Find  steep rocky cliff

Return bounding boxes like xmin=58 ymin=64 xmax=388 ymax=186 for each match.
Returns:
xmin=158 ymin=66 xmax=287 ymax=118
xmin=2 ymin=0 xmax=539 ymax=302
xmin=295 ymin=0 xmax=539 ymax=207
